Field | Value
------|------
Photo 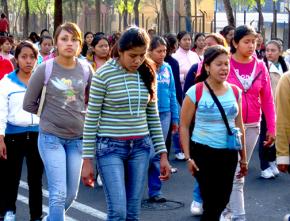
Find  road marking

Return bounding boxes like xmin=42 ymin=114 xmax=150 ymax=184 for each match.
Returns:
xmin=17 ymin=194 xmax=77 ymax=221
xmin=19 ymin=180 xmax=107 ymax=220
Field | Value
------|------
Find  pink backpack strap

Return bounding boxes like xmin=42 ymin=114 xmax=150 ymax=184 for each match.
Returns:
xmin=230 ymin=84 xmax=239 ymax=102
xmin=44 ymin=58 xmax=54 ymax=85
xmin=195 ymin=82 xmax=203 ymax=105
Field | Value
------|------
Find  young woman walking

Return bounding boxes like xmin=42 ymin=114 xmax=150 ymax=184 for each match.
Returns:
xmin=0 ymin=41 xmax=43 ymax=221
xmin=180 ymin=45 xmax=247 ymax=221
xmin=81 ymin=27 xmax=171 ymax=221
xmin=223 ymin=25 xmax=276 ymax=221
xmin=23 ymin=22 xmax=93 ymax=221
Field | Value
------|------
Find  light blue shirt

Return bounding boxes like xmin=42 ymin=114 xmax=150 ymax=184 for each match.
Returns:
xmin=186 ymin=83 xmax=241 ymax=149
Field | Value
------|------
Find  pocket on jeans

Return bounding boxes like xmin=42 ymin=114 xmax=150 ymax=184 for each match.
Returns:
xmin=143 ymin=136 xmax=153 ymax=151
xmin=41 ymin=133 xmax=60 ymax=149
xmin=96 ymin=139 xmax=115 ymax=157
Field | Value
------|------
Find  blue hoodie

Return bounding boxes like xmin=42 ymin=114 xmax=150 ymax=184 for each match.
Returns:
xmin=156 ymin=62 xmax=179 ymax=124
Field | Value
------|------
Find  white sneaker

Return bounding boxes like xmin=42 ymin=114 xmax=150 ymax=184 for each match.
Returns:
xmin=260 ymin=167 xmax=275 ymax=179
xmin=269 ymin=161 xmax=279 ymax=176
xmin=220 ymin=212 xmax=231 ymax=221
xmin=42 ymin=215 xmax=48 ymax=221
xmin=175 ymin=152 xmax=185 ymax=161
xmin=283 ymin=214 xmax=290 ymax=221
xmin=4 ymin=211 xmax=15 ymax=221
xmin=97 ymin=174 xmax=103 ymax=186
xmin=190 ymin=200 xmax=203 ymax=216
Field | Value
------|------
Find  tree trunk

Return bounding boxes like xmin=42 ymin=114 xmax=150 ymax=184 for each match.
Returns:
xmin=54 ymin=0 xmax=63 ymax=34
xmin=162 ymin=0 xmax=170 ymax=33
xmin=123 ymin=0 xmax=128 ymax=30
xmin=2 ymin=0 xmax=8 ymax=22
xmin=119 ymin=12 xmax=122 ymax=31
xmin=23 ymin=0 xmax=29 ymax=38
xmin=95 ymin=0 xmax=101 ymax=32
xmin=69 ymin=0 xmax=74 ymax=22
xmin=256 ymin=0 xmax=264 ymax=32
xmin=184 ymin=0 xmax=192 ymax=32
xmin=223 ymin=0 xmax=235 ymax=27
xmin=74 ymin=0 xmax=78 ymax=23
xmin=133 ymin=0 xmax=140 ymax=26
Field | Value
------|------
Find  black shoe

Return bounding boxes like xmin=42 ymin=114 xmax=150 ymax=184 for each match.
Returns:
xmin=148 ymin=196 xmax=167 ymax=203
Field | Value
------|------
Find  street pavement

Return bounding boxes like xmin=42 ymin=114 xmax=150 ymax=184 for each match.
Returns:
xmin=15 ymin=147 xmax=290 ymax=221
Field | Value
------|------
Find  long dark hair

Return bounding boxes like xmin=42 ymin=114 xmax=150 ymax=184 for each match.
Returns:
xmin=193 ymin=33 xmax=205 ymax=49
xmin=230 ymin=25 xmax=257 ymax=54
xmin=163 ymin=33 xmax=177 ymax=56
xmin=149 ymin=36 xmax=167 ymax=51
xmin=114 ymin=27 xmax=156 ymax=101
xmin=15 ymin=41 xmax=38 ymax=69
xmin=195 ymin=45 xmax=229 ymax=83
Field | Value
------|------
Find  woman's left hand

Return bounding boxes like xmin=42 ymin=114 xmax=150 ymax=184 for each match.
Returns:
xmin=159 ymin=152 xmax=171 ymax=181
xmin=172 ymin=123 xmax=179 ymax=134
xmin=237 ymin=161 xmax=248 ymax=178
xmin=263 ymin=132 xmax=275 ymax=148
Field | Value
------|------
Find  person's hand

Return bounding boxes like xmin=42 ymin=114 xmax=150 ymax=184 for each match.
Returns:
xmin=263 ymin=132 xmax=275 ymax=148
xmin=278 ymin=164 xmax=289 ymax=173
xmin=159 ymin=152 xmax=171 ymax=181
xmin=0 ymin=136 xmax=7 ymax=160
xmin=172 ymin=123 xmax=179 ymax=134
xmin=187 ymin=159 xmax=199 ymax=176
xmin=81 ymin=159 xmax=95 ymax=187
xmin=237 ymin=161 xmax=248 ymax=178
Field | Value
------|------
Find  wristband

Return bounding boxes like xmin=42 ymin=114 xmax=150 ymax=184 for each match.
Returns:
xmin=185 ymin=158 xmax=192 ymax=162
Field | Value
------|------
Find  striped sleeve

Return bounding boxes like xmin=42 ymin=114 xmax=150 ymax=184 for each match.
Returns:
xmin=146 ymin=100 xmax=167 ymax=154
xmin=82 ymin=71 xmax=106 ymax=158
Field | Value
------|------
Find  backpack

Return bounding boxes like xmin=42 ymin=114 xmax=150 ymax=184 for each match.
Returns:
xmin=37 ymin=58 xmax=91 ymax=117
xmin=195 ymin=82 xmax=239 ymax=106
xmin=188 ymin=82 xmax=239 ymax=139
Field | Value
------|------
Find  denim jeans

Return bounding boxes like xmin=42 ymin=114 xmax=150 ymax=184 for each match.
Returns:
xmin=192 ymin=178 xmax=203 ymax=203
xmin=38 ymin=131 xmax=83 ymax=221
xmin=96 ymin=135 xmax=152 ymax=221
xmin=148 ymin=111 xmax=170 ymax=198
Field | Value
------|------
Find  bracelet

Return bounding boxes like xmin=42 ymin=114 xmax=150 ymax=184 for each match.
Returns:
xmin=185 ymin=158 xmax=192 ymax=162
xmin=239 ymin=160 xmax=248 ymax=165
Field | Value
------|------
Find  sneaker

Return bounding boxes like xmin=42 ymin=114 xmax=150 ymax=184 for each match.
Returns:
xmin=175 ymin=152 xmax=185 ymax=161
xmin=269 ymin=161 xmax=280 ymax=176
xmin=97 ymin=174 xmax=103 ymax=186
xmin=190 ymin=200 xmax=203 ymax=216
xmin=220 ymin=212 xmax=231 ymax=221
xmin=4 ymin=211 xmax=15 ymax=221
xmin=260 ymin=167 xmax=275 ymax=179
xmin=148 ymin=195 xmax=167 ymax=203
xmin=283 ymin=214 xmax=290 ymax=221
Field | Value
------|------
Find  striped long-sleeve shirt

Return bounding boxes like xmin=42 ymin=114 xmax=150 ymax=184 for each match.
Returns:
xmin=82 ymin=59 xmax=167 ymax=158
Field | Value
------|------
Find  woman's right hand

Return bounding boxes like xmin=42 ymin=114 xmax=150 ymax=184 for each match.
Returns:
xmin=187 ymin=159 xmax=199 ymax=176
xmin=81 ymin=158 xmax=95 ymax=188
xmin=0 ymin=136 xmax=7 ymax=160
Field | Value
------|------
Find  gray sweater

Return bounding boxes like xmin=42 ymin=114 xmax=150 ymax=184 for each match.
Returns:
xmin=23 ymin=59 xmax=93 ymax=139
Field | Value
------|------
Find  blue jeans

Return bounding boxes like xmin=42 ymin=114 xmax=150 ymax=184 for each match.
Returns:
xmin=96 ymin=135 xmax=152 ymax=221
xmin=38 ymin=132 xmax=83 ymax=221
xmin=192 ymin=178 xmax=203 ymax=203
xmin=148 ymin=112 xmax=170 ymax=198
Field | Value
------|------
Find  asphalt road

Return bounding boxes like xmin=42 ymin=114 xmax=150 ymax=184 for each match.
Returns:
xmin=14 ymin=147 xmax=290 ymax=221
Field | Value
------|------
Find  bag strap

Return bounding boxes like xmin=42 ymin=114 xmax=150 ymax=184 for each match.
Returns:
xmin=230 ymin=84 xmax=239 ymax=102
xmin=44 ymin=58 xmax=54 ymax=85
xmin=195 ymin=82 xmax=203 ymax=106
xmin=78 ymin=59 xmax=90 ymax=84
xmin=204 ymin=81 xmax=233 ymax=135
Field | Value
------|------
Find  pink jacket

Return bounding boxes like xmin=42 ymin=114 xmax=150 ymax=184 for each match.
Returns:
xmin=227 ymin=56 xmax=276 ymax=135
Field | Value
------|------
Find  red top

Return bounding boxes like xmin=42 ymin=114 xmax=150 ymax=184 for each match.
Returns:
xmin=0 ymin=18 xmax=9 ymax=32
xmin=0 ymin=56 xmax=14 ymax=80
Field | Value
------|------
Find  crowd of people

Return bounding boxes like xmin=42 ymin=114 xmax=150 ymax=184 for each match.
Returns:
xmin=0 ymin=19 xmax=290 ymax=221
